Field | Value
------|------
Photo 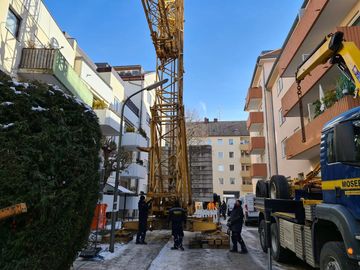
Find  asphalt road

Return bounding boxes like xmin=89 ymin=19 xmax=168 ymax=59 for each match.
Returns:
xmin=72 ymin=225 xmax=313 ymax=270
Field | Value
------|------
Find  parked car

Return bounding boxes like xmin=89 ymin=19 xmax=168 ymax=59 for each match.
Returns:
xmin=242 ymin=194 xmax=259 ymax=226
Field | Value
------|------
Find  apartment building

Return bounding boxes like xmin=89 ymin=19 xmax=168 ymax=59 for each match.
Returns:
xmin=0 ymin=0 xmax=154 ymax=218
xmin=244 ymin=50 xmax=280 ymax=192
xmin=245 ymin=0 xmax=360 ymax=185
xmin=187 ymin=119 xmax=252 ymax=200
xmin=277 ymin=0 xmax=360 ymax=170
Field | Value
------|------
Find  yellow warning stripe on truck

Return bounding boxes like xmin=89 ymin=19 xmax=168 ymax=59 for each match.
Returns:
xmin=322 ymin=178 xmax=360 ymax=191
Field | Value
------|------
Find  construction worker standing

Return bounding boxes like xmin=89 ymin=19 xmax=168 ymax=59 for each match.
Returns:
xmin=136 ymin=195 xmax=152 ymax=244
xmin=168 ymin=201 xmax=187 ymax=251
xmin=227 ymin=200 xmax=248 ymax=253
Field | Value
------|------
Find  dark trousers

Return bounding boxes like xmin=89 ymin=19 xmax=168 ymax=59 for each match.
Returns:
xmin=136 ymin=230 xmax=146 ymax=243
xmin=231 ymin=231 xmax=247 ymax=252
xmin=172 ymin=228 xmax=184 ymax=248
xmin=136 ymin=221 xmax=147 ymax=243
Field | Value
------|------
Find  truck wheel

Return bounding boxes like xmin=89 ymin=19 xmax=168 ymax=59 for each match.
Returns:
xmin=271 ymin=223 xmax=288 ymax=262
xmin=256 ymin=180 xmax=269 ymax=198
xmin=320 ymin=241 xmax=358 ymax=270
xmin=259 ymin=219 xmax=267 ymax=253
xmin=270 ymin=175 xmax=289 ymax=199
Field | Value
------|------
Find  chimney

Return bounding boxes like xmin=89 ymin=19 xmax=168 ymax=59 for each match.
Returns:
xmin=214 ymin=118 xmax=218 ymax=122
xmin=204 ymin=117 xmax=209 ymax=123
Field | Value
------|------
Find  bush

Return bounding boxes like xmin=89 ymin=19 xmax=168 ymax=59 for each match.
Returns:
xmin=0 ymin=71 xmax=102 ymax=270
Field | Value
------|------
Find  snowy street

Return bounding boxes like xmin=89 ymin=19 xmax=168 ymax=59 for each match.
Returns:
xmin=72 ymin=226 xmax=312 ymax=270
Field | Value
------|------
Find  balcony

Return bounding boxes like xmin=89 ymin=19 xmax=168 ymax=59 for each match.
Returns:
xmin=241 ymin=184 xmax=253 ymax=194
xmin=18 ymin=48 xmax=93 ymax=106
xmin=247 ymin=112 xmax=264 ymax=132
xmin=245 ymin=87 xmax=262 ymax=111
xmin=251 ymin=164 xmax=267 ymax=178
xmin=278 ymin=0 xmax=358 ymax=77
xmin=240 ymin=143 xmax=250 ymax=151
xmin=282 ymin=26 xmax=360 ymax=117
xmin=122 ymin=132 xmax=148 ymax=151
xmin=286 ymin=95 xmax=360 ymax=160
xmin=240 ymin=156 xmax=251 ymax=164
xmin=249 ymin=136 xmax=265 ymax=155
xmin=121 ymin=163 xmax=147 ymax=179
xmin=94 ymin=109 xmax=121 ymax=136
xmin=241 ymin=171 xmax=251 ymax=178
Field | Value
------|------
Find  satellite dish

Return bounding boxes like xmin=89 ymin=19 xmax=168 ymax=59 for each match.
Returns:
xmin=50 ymin=37 xmax=60 ymax=49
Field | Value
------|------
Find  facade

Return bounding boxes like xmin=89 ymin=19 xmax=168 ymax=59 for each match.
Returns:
xmin=244 ymin=50 xmax=280 ymax=192
xmin=245 ymin=0 xmax=360 ymax=187
xmin=189 ymin=145 xmax=213 ymax=202
xmin=0 ymin=0 xmax=154 ymax=219
xmin=187 ymin=119 xmax=252 ymax=200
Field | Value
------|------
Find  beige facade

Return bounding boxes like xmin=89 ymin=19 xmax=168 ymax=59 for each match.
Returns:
xmin=245 ymin=51 xmax=279 ymax=192
xmin=187 ymin=120 xmax=252 ymax=200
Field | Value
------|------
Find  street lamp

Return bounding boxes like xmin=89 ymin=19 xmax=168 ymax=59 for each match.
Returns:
xmin=109 ymin=78 xmax=168 ymax=252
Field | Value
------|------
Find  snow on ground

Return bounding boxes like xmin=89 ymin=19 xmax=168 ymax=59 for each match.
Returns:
xmin=97 ymin=243 xmax=127 ymax=261
xmin=1 ymin=102 xmax=14 ymax=106
xmin=31 ymin=106 xmax=49 ymax=112
xmin=0 ymin=123 xmax=14 ymax=129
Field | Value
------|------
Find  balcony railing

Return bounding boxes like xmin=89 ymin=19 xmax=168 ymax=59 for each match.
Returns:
xmin=247 ymin=112 xmax=264 ymax=132
xmin=250 ymin=136 xmax=265 ymax=155
xmin=250 ymin=163 xmax=267 ymax=178
xmin=286 ymin=95 xmax=360 ymax=160
xmin=245 ymin=87 xmax=262 ymax=111
xmin=18 ymin=48 xmax=93 ymax=106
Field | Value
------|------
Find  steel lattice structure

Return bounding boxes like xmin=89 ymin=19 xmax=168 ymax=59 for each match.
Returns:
xmin=141 ymin=0 xmax=192 ymax=213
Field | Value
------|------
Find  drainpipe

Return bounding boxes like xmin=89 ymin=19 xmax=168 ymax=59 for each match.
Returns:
xmin=260 ymin=64 xmax=274 ymax=178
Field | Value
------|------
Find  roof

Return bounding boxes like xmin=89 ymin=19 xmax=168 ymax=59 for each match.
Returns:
xmin=187 ymin=120 xmax=249 ymax=137
xmin=106 ymin=183 xmax=136 ymax=196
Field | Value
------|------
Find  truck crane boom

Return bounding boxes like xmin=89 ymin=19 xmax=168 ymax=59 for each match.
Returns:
xmin=296 ymin=31 xmax=360 ymax=92
xmin=296 ymin=31 xmax=360 ymax=142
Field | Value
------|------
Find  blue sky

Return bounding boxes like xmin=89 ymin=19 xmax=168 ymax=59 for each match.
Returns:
xmin=44 ymin=0 xmax=303 ymax=121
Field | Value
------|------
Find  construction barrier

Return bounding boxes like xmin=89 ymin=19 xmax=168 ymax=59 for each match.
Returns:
xmin=193 ymin=209 xmax=219 ymax=223
xmin=91 ymin=204 xmax=107 ymax=230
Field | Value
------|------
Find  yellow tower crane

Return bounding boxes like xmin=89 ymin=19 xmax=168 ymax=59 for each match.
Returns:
xmin=141 ymin=0 xmax=192 ymax=214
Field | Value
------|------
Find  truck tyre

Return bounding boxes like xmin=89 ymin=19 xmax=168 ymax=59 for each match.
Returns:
xmin=320 ymin=241 xmax=358 ymax=270
xmin=270 ymin=175 xmax=289 ymax=199
xmin=256 ymin=180 xmax=269 ymax=198
xmin=259 ymin=219 xmax=267 ymax=253
xmin=271 ymin=223 xmax=289 ymax=262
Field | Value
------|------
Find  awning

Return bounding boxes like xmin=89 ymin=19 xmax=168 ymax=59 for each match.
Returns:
xmin=106 ymin=183 xmax=137 ymax=196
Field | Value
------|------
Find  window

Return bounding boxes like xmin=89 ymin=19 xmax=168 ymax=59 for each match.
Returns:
xmin=217 ymin=139 xmax=223 ymax=145
xmin=352 ymin=15 xmax=360 ymax=26
xmin=146 ymin=112 xmax=151 ymax=125
xmin=242 ymin=165 xmax=250 ymax=171
xmin=207 ymin=139 xmax=212 ymax=145
xmin=281 ymin=138 xmax=287 ymax=159
xmin=219 ymin=178 xmax=224 ymax=185
xmin=218 ymin=165 xmax=224 ymax=172
xmin=6 ymin=8 xmax=21 ymax=38
xmin=242 ymin=178 xmax=252 ymax=185
xmin=229 ymin=152 xmax=234 ymax=158
xmin=229 ymin=164 xmax=234 ymax=171
xmin=240 ymin=139 xmax=249 ymax=145
xmin=326 ymin=131 xmax=335 ymax=163
xmin=241 ymin=150 xmax=249 ymax=157
xmin=279 ymin=108 xmax=285 ymax=126
xmin=113 ymin=97 xmax=121 ymax=114
xmin=277 ymin=77 xmax=283 ymax=95
xmin=229 ymin=139 xmax=234 ymax=145
xmin=230 ymin=178 xmax=235 ymax=185
xmin=218 ymin=152 xmax=224 ymax=158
